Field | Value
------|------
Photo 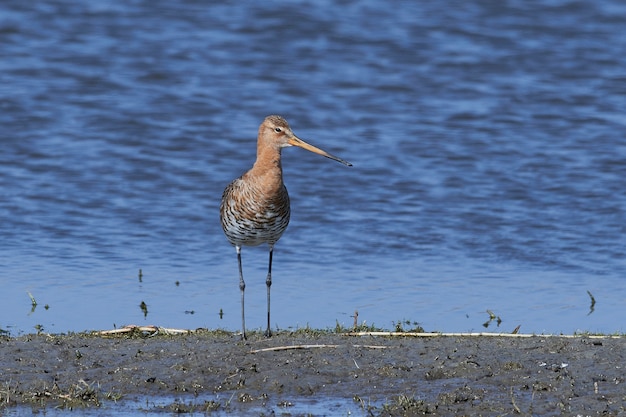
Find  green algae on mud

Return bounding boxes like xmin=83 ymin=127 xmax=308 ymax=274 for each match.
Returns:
xmin=0 ymin=330 xmax=624 ymax=415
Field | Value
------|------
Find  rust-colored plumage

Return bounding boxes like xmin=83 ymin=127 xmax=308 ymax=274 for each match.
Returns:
xmin=220 ymin=115 xmax=351 ymax=339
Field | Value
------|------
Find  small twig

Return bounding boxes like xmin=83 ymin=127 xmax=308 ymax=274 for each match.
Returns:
xmin=249 ymin=344 xmax=388 ymax=353
xmin=510 ymin=387 xmax=522 ymax=414
xmin=157 ymin=327 xmax=190 ymax=334
xmin=250 ymin=344 xmax=338 ymax=353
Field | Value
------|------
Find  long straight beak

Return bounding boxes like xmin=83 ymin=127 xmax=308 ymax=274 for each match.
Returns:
xmin=288 ymin=135 xmax=352 ymax=167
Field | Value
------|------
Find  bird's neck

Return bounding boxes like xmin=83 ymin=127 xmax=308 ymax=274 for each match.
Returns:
xmin=249 ymin=145 xmax=283 ymax=183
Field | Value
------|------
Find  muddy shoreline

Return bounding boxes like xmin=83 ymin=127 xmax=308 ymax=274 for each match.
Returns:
xmin=0 ymin=329 xmax=624 ymax=415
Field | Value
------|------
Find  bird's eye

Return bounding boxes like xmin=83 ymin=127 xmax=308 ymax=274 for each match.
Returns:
xmin=274 ymin=127 xmax=282 ymax=133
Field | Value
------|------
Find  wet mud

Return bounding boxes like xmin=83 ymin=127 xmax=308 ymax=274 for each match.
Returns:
xmin=0 ymin=330 xmax=624 ymax=415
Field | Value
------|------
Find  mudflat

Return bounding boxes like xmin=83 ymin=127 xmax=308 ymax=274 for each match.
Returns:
xmin=0 ymin=329 xmax=624 ymax=415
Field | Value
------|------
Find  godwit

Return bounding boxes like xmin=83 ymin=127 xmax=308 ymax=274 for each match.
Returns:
xmin=220 ymin=115 xmax=351 ymax=339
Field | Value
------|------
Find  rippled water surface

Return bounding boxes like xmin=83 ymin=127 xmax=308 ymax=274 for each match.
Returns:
xmin=2 ymin=0 xmax=625 ymax=337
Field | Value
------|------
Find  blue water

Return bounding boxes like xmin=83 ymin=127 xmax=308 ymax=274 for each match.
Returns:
xmin=1 ymin=0 xmax=625 ymax=339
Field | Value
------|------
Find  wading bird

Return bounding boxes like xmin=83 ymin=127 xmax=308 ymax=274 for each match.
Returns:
xmin=219 ymin=115 xmax=351 ymax=339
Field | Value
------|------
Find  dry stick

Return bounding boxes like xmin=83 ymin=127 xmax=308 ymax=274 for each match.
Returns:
xmin=510 ymin=387 xmax=522 ymax=414
xmin=250 ymin=344 xmax=338 ymax=353
xmin=249 ymin=344 xmax=388 ymax=354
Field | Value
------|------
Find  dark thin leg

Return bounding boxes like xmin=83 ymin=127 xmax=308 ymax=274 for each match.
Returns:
xmin=236 ymin=245 xmax=246 ymax=340
xmin=264 ymin=244 xmax=274 ymax=337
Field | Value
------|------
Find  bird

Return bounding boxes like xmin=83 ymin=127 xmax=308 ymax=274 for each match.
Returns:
xmin=219 ymin=115 xmax=352 ymax=339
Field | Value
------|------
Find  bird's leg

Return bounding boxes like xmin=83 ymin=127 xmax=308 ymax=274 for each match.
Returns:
xmin=265 ymin=244 xmax=274 ymax=337
xmin=237 ymin=245 xmax=246 ymax=340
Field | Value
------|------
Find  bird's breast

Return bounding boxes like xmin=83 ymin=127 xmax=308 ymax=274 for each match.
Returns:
xmin=220 ymin=178 xmax=291 ymax=247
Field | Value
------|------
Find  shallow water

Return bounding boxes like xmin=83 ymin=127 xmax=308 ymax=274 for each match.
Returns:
xmin=1 ymin=0 xmax=625 ymax=338
xmin=4 ymin=396 xmax=369 ymax=417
